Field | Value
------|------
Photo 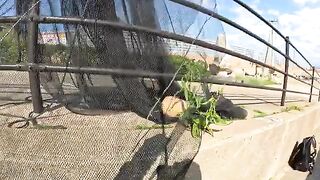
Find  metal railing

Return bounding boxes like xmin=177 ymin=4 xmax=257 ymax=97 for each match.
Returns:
xmin=0 ymin=0 xmax=319 ymax=114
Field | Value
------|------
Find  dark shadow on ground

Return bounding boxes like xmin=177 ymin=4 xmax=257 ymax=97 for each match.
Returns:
xmin=306 ymin=148 xmax=320 ymax=180
xmin=184 ymin=162 xmax=202 ymax=180
xmin=115 ymin=124 xmax=201 ymax=180
xmin=3 ymin=104 xmax=67 ymax=129
xmin=114 ymin=134 xmax=201 ymax=180
xmin=63 ymin=85 xmax=178 ymax=123
xmin=64 ymin=87 xmax=130 ymax=116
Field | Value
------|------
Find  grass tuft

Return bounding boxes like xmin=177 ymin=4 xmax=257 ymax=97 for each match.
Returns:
xmin=281 ymin=105 xmax=303 ymax=112
xmin=236 ymin=75 xmax=276 ymax=86
xmin=253 ymin=109 xmax=269 ymax=118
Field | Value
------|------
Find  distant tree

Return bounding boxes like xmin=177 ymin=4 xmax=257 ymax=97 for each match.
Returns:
xmin=0 ymin=26 xmax=26 ymax=64
xmin=15 ymin=0 xmax=31 ymax=63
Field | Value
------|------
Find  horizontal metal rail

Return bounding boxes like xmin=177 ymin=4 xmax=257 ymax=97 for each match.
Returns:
xmin=233 ymin=0 xmax=286 ymax=40
xmin=0 ymin=15 xmax=317 ymax=88
xmin=0 ymin=1 xmax=318 ymax=106
xmin=37 ymin=17 xmax=285 ymax=73
xmin=169 ymin=0 xmax=284 ymax=57
xmin=169 ymin=0 xmax=313 ymax=79
xmin=0 ymin=63 xmax=317 ymax=96
xmin=289 ymin=42 xmax=313 ymax=68
xmin=0 ymin=16 xmax=21 ymax=23
xmin=0 ymin=15 xmax=317 ymax=91
xmin=0 ymin=64 xmax=177 ymax=78
xmin=38 ymin=16 xmax=319 ymax=91
xmin=233 ymin=0 xmax=314 ymax=70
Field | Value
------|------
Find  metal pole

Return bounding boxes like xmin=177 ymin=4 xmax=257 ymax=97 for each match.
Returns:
xmin=169 ymin=0 xmax=311 ymax=77
xmin=309 ymin=66 xmax=315 ymax=102
xmin=27 ymin=0 xmax=43 ymax=113
xmin=318 ymin=88 xmax=320 ymax=102
xmin=0 ymin=63 xmax=316 ymax=95
xmin=38 ymin=16 xmax=319 ymax=86
xmin=281 ymin=36 xmax=290 ymax=106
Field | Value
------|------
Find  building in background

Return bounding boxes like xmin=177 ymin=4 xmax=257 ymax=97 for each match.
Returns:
xmin=40 ymin=32 xmax=67 ymax=45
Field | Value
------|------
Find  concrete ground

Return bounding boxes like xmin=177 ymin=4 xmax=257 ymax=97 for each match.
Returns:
xmin=272 ymin=127 xmax=320 ymax=180
xmin=0 ymin=71 xmax=319 ymax=179
xmin=0 ymin=71 xmax=200 ymax=179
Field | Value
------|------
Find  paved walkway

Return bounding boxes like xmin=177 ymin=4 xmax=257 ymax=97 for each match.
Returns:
xmin=0 ymin=71 xmax=318 ymax=179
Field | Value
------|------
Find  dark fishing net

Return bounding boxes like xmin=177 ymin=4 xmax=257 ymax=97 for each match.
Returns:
xmin=0 ymin=0 xmax=225 ymax=179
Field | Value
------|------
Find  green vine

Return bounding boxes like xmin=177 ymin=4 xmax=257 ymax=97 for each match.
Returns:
xmin=178 ymin=60 xmax=231 ymax=138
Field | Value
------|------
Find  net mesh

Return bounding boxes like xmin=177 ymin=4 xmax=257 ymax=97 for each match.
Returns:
xmin=0 ymin=0 xmax=225 ymax=179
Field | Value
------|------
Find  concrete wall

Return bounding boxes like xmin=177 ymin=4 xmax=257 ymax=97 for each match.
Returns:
xmin=185 ymin=103 xmax=320 ymax=180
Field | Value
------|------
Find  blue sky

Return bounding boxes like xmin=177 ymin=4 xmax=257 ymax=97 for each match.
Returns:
xmin=1 ymin=0 xmax=319 ymax=67
xmin=0 ymin=0 xmax=63 ymax=31
xmin=216 ymin=0 xmax=320 ymax=67
xmin=0 ymin=0 xmax=224 ymax=40
xmin=0 ymin=0 xmax=61 ymax=16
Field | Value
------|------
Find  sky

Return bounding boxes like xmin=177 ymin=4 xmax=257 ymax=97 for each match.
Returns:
xmin=0 ymin=0 xmax=319 ymax=67
xmin=0 ymin=0 xmax=224 ymax=42
xmin=216 ymin=0 xmax=320 ymax=68
xmin=0 ymin=0 xmax=63 ymax=31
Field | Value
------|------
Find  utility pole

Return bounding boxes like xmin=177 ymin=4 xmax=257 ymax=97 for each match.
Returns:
xmin=269 ymin=19 xmax=278 ymax=67
xmin=262 ymin=19 xmax=278 ymax=76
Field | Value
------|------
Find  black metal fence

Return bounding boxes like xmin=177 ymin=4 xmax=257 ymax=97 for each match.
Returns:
xmin=0 ymin=0 xmax=319 ymax=114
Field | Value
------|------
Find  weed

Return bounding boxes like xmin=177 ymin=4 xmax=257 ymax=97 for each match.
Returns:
xmin=169 ymin=55 xmax=210 ymax=77
xmin=281 ymin=105 xmax=303 ymax=112
xmin=178 ymin=60 xmax=231 ymax=138
xmin=217 ymin=87 xmax=224 ymax=96
xmin=236 ymin=75 xmax=276 ymax=86
xmin=253 ymin=105 xmax=304 ymax=119
xmin=253 ymin=109 xmax=269 ymax=118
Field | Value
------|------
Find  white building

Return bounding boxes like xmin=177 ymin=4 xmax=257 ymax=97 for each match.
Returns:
xmin=40 ymin=32 xmax=67 ymax=45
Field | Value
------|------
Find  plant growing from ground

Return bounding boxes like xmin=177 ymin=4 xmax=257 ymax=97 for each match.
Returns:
xmin=178 ymin=60 xmax=231 ymax=138
xmin=236 ymin=75 xmax=276 ymax=86
xmin=217 ymin=87 xmax=224 ymax=96
xmin=169 ymin=55 xmax=209 ymax=77
xmin=281 ymin=105 xmax=303 ymax=112
xmin=253 ymin=109 xmax=269 ymax=118
xmin=0 ymin=26 xmax=27 ymax=63
xmin=253 ymin=105 xmax=305 ymax=119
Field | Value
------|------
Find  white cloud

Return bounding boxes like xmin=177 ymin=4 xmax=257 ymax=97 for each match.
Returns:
xmin=293 ymin=0 xmax=320 ymax=5
xmin=267 ymin=9 xmax=280 ymax=16
xmin=224 ymin=6 xmax=279 ymax=57
xmin=222 ymin=2 xmax=320 ymax=67
xmin=278 ymin=7 xmax=320 ymax=66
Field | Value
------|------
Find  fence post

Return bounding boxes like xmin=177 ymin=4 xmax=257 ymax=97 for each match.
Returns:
xmin=281 ymin=36 xmax=290 ymax=106
xmin=309 ymin=66 xmax=315 ymax=102
xmin=27 ymin=0 xmax=43 ymax=113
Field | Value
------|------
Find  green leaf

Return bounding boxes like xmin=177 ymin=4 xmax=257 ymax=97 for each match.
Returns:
xmin=175 ymin=55 xmax=233 ymax=138
xmin=191 ymin=123 xmax=201 ymax=138
xmin=192 ymin=118 xmax=201 ymax=124
xmin=205 ymin=128 xmax=214 ymax=137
